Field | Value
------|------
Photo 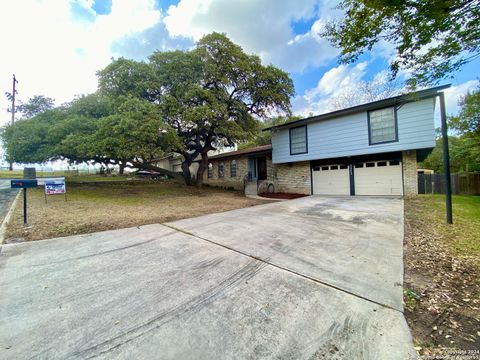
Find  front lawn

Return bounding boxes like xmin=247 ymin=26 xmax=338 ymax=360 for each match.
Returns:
xmin=5 ymin=181 xmax=267 ymax=242
xmin=404 ymin=195 xmax=480 ymax=356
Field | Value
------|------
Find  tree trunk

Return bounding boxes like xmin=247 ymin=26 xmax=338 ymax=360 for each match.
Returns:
xmin=196 ymin=152 xmax=208 ymax=187
xmin=119 ymin=162 xmax=125 ymax=175
xmin=181 ymin=160 xmax=192 ymax=186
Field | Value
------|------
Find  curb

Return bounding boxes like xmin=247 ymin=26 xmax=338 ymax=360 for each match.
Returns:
xmin=0 ymin=190 xmax=21 ymax=245
xmin=246 ymin=194 xmax=285 ymax=202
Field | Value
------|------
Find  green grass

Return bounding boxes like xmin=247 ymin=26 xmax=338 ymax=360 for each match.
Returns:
xmin=414 ymin=195 xmax=480 ymax=262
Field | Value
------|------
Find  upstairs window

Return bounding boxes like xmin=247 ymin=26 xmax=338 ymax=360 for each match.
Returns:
xmin=230 ymin=160 xmax=237 ymax=177
xmin=207 ymin=163 xmax=213 ymax=178
xmin=289 ymin=125 xmax=308 ymax=155
xmin=368 ymin=107 xmax=398 ymax=144
xmin=218 ymin=162 xmax=224 ymax=178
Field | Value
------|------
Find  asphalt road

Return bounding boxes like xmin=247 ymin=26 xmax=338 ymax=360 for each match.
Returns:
xmin=0 ymin=180 xmax=18 ymax=226
xmin=0 ymin=196 xmax=415 ymax=359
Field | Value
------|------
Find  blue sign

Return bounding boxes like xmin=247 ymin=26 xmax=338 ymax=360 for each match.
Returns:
xmin=11 ymin=179 xmax=38 ymax=189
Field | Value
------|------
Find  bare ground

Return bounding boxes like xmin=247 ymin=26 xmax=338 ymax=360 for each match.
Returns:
xmin=5 ymin=181 xmax=268 ymax=242
xmin=403 ymin=196 xmax=480 ymax=358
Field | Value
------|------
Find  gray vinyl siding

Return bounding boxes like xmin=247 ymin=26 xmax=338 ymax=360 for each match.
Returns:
xmin=272 ymin=98 xmax=435 ymax=164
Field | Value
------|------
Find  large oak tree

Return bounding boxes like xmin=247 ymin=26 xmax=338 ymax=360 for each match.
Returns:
xmin=98 ymin=33 xmax=294 ymax=185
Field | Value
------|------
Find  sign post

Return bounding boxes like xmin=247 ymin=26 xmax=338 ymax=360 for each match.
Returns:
xmin=11 ymin=179 xmax=38 ymax=224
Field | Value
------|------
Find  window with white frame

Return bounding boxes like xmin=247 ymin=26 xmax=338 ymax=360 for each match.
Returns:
xmin=368 ymin=107 xmax=397 ymax=144
xmin=289 ymin=125 xmax=308 ymax=155
xmin=207 ymin=163 xmax=213 ymax=178
xmin=230 ymin=160 xmax=237 ymax=177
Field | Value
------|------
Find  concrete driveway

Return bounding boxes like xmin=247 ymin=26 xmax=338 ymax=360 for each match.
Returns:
xmin=0 ymin=196 xmax=415 ymax=359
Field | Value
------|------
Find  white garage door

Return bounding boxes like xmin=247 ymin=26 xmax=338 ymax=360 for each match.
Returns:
xmin=354 ymin=160 xmax=403 ymax=195
xmin=312 ymin=164 xmax=350 ymax=195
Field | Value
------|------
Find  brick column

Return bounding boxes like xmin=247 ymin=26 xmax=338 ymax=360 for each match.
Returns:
xmin=402 ymin=150 xmax=418 ymax=196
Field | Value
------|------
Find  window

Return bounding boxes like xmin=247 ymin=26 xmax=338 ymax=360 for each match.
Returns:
xmin=289 ymin=125 xmax=308 ymax=155
xmin=218 ymin=162 xmax=224 ymax=178
xmin=330 ymin=165 xmax=338 ymax=170
xmin=355 ymin=163 xmax=364 ymax=168
xmin=340 ymin=164 xmax=348 ymax=169
xmin=389 ymin=160 xmax=400 ymax=166
xmin=207 ymin=163 xmax=213 ymax=178
xmin=366 ymin=162 xmax=375 ymax=168
xmin=368 ymin=107 xmax=398 ymax=144
xmin=321 ymin=166 xmax=329 ymax=171
xmin=230 ymin=160 xmax=237 ymax=177
xmin=377 ymin=161 xmax=387 ymax=167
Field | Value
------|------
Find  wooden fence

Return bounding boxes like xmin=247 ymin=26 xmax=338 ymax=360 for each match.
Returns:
xmin=418 ymin=173 xmax=480 ymax=195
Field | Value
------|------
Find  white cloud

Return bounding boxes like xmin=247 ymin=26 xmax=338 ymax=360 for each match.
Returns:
xmin=443 ymin=80 xmax=479 ymax=116
xmin=0 ymin=0 xmax=161 ymax=126
xmin=293 ymin=62 xmax=369 ymax=115
xmin=163 ymin=0 xmax=340 ymax=72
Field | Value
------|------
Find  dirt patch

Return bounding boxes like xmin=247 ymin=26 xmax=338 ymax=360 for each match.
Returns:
xmin=404 ymin=196 xmax=480 ymax=357
xmin=258 ymin=192 xmax=308 ymax=200
xmin=6 ymin=181 xmax=269 ymax=242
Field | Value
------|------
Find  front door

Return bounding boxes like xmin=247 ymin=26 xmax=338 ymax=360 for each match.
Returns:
xmin=257 ymin=156 xmax=267 ymax=180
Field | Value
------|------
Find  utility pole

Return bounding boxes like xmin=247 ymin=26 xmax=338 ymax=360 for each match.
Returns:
xmin=9 ymin=74 xmax=18 ymax=171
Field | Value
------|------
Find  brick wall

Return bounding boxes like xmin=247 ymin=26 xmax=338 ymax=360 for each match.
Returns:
xmin=402 ymin=150 xmax=418 ymax=196
xmin=274 ymin=161 xmax=311 ymax=195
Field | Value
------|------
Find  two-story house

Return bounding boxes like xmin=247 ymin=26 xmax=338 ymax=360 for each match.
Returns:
xmin=203 ymin=85 xmax=449 ymax=196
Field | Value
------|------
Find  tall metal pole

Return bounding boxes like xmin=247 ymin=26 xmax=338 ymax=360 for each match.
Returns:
xmin=439 ymin=92 xmax=453 ymax=224
xmin=23 ymin=188 xmax=27 ymax=224
xmin=9 ymin=74 xmax=18 ymax=171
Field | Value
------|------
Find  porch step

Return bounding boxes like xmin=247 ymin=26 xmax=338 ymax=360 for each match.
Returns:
xmin=244 ymin=181 xmax=258 ymax=195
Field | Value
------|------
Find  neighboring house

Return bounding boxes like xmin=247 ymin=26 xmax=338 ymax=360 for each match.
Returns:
xmin=205 ymin=85 xmax=449 ymax=196
xmin=156 ymin=145 xmax=237 ymax=180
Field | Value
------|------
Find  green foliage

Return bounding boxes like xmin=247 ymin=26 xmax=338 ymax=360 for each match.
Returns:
xmin=96 ymin=58 xmax=157 ymax=101
xmin=403 ymin=288 xmax=420 ymax=312
xmin=17 ymin=95 xmax=55 ymax=118
xmin=2 ymin=108 xmax=66 ymax=163
xmin=421 ymin=136 xmax=480 ymax=172
xmin=238 ymin=116 xmax=299 ymax=150
xmin=323 ymin=1 xmax=480 ymax=87
xmin=1 ymin=94 xmax=175 ymax=173
xmin=92 ymin=97 xmax=179 ymax=164
xmin=449 ymin=84 xmax=480 ymax=140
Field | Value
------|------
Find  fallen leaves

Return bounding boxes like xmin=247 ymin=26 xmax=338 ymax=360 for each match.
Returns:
xmin=403 ymin=196 xmax=480 ymax=354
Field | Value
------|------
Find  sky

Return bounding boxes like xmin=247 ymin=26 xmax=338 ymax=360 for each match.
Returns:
xmin=0 ymin=0 xmax=479 ymax=131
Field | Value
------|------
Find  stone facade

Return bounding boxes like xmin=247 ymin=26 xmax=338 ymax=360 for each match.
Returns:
xmin=274 ymin=161 xmax=311 ymax=195
xmin=204 ymin=154 xmax=311 ymax=195
xmin=204 ymin=149 xmax=417 ymax=196
xmin=204 ymin=158 xmax=248 ymax=190
xmin=402 ymin=150 xmax=418 ymax=196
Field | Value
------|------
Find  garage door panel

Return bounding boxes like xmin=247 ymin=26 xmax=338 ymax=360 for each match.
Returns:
xmin=312 ymin=165 xmax=350 ymax=195
xmin=354 ymin=161 xmax=403 ymax=196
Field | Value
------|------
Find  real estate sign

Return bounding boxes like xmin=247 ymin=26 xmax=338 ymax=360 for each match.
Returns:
xmin=45 ymin=180 xmax=66 ymax=195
